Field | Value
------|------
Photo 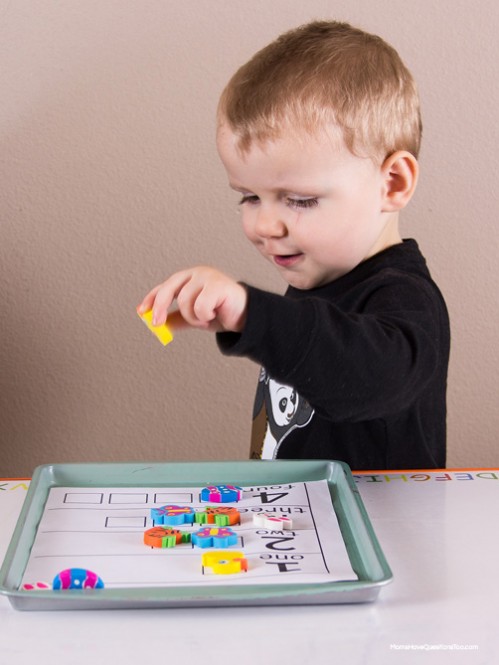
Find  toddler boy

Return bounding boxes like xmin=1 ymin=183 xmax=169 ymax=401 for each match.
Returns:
xmin=138 ymin=21 xmax=450 ymax=470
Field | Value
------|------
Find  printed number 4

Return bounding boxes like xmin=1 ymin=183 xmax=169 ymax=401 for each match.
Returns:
xmin=254 ymin=492 xmax=289 ymax=504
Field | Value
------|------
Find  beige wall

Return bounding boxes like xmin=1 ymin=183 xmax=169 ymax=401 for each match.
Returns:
xmin=1 ymin=0 xmax=498 ymax=476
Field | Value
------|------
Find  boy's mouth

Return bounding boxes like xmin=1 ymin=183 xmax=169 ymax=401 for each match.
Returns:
xmin=273 ymin=253 xmax=303 ymax=268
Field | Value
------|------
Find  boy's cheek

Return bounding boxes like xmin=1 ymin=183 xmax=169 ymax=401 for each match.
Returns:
xmin=241 ymin=217 xmax=259 ymax=244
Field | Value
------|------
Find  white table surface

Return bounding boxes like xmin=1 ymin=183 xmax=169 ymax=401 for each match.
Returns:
xmin=0 ymin=469 xmax=497 ymax=665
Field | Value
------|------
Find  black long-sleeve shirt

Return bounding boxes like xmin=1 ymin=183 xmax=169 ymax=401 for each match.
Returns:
xmin=217 ymin=240 xmax=450 ymax=470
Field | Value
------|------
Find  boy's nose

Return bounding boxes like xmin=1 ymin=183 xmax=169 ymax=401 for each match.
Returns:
xmin=254 ymin=207 xmax=287 ymax=238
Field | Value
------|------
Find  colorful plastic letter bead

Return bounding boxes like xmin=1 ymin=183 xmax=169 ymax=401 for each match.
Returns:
xmin=202 ymin=551 xmax=248 ymax=575
xmin=195 ymin=506 xmax=241 ymax=526
xmin=207 ymin=506 xmax=241 ymax=526
xmin=200 ymin=485 xmax=243 ymax=503
xmin=53 ymin=568 xmax=104 ymax=590
xmin=253 ymin=513 xmax=293 ymax=530
xmin=192 ymin=526 xmax=238 ymax=549
xmin=151 ymin=505 xmax=196 ymax=526
xmin=137 ymin=309 xmax=173 ymax=346
xmin=144 ymin=526 xmax=191 ymax=548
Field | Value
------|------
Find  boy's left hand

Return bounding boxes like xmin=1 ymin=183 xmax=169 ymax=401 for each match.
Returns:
xmin=137 ymin=266 xmax=248 ymax=334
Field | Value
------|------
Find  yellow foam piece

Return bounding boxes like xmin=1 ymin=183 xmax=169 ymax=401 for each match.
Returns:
xmin=138 ymin=309 xmax=173 ymax=346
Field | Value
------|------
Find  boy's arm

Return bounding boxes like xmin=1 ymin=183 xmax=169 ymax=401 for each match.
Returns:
xmin=217 ymin=282 xmax=447 ymax=422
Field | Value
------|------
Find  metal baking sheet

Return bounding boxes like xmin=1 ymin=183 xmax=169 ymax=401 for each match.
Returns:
xmin=0 ymin=460 xmax=392 ymax=610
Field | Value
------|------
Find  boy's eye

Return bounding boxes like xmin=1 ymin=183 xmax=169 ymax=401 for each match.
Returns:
xmin=287 ymin=197 xmax=319 ymax=209
xmin=237 ymin=194 xmax=318 ymax=209
xmin=238 ymin=194 xmax=260 ymax=206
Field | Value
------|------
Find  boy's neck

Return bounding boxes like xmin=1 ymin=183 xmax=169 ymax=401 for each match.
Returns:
xmin=367 ymin=213 xmax=402 ymax=262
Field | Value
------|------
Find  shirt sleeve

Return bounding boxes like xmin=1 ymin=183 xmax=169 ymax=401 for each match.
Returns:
xmin=216 ymin=281 xmax=445 ymax=422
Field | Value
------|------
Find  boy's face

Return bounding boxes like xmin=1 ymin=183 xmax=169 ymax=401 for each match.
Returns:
xmin=217 ymin=125 xmax=401 ymax=290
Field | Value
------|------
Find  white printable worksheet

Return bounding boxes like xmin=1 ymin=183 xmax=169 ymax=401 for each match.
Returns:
xmin=21 ymin=479 xmax=357 ymax=588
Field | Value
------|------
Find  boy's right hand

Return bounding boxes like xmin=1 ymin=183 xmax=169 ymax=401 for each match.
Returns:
xmin=137 ymin=266 xmax=248 ymax=334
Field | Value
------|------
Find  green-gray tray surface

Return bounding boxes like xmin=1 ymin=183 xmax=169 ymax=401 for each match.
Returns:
xmin=0 ymin=460 xmax=392 ymax=610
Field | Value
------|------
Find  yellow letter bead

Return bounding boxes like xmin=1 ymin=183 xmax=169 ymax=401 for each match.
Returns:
xmin=137 ymin=309 xmax=173 ymax=346
xmin=202 ymin=551 xmax=248 ymax=575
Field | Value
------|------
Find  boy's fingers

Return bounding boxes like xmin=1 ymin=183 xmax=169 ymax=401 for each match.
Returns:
xmin=192 ymin=287 xmax=219 ymax=324
xmin=137 ymin=286 xmax=161 ymax=315
xmin=137 ymin=271 xmax=193 ymax=325
xmin=137 ymin=268 xmax=241 ymax=332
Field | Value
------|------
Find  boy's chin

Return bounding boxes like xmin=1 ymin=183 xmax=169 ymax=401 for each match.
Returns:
xmin=280 ymin=271 xmax=333 ymax=291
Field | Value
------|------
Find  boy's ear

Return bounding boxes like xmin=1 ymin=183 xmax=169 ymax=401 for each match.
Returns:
xmin=381 ymin=151 xmax=419 ymax=212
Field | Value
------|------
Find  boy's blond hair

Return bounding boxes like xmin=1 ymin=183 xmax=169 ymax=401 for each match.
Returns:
xmin=218 ymin=21 xmax=422 ymax=161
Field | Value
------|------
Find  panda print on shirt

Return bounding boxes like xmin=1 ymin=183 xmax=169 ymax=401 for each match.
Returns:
xmin=250 ymin=367 xmax=314 ymax=459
